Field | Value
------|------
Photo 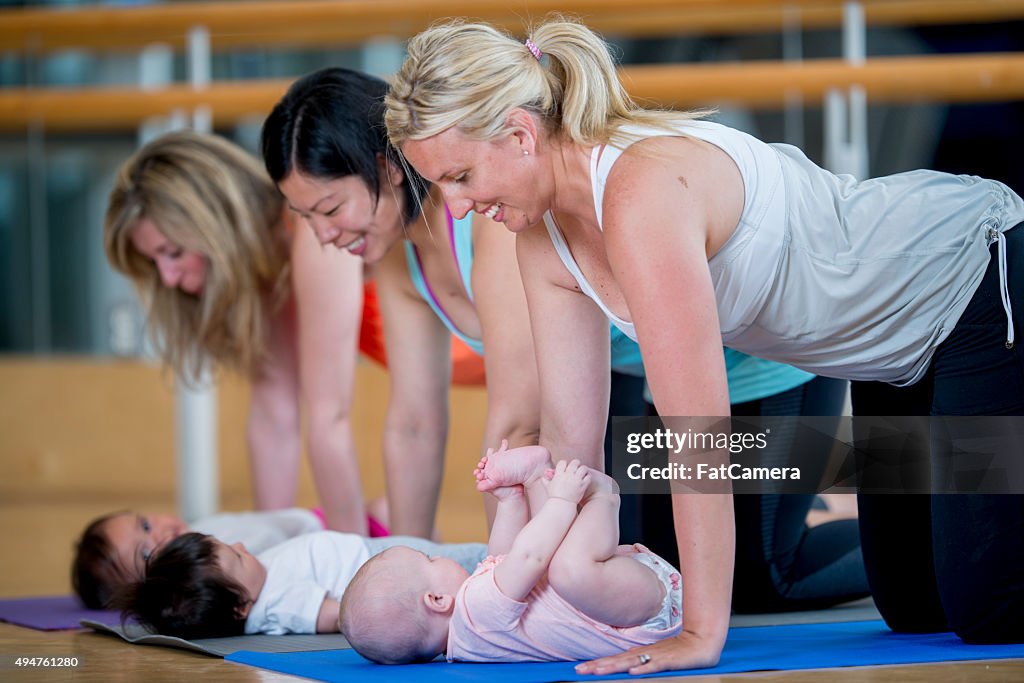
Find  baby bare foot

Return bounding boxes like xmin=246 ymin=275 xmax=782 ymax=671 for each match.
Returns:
xmin=476 ymin=441 xmax=553 ymax=492
xmin=473 ymin=443 xmax=506 ymax=488
xmin=473 ymin=456 xmax=490 ymax=485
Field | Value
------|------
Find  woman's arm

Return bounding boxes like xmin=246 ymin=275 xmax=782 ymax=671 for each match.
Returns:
xmin=471 ymin=214 xmax=544 ymax=523
xmin=579 ymin=137 xmax=738 ymax=674
xmin=290 ymin=224 xmax=367 ymax=533
xmin=472 ymin=214 xmax=542 ymax=452
xmin=246 ymin=296 xmax=302 ymax=512
xmin=376 ymin=243 xmax=452 ymax=538
xmin=516 ymin=224 xmax=611 ymax=472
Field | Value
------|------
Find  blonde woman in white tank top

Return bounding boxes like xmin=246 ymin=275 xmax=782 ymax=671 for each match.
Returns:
xmin=386 ymin=17 xmax=1024 ymax=673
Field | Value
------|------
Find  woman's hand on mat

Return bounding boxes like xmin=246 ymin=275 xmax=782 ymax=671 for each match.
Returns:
xmin=575 ymin=631 xmax=723 ymax=676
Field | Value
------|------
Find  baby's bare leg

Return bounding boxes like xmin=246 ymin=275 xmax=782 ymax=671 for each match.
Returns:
xmin=547 ymin=468 xmax=664 ymax=627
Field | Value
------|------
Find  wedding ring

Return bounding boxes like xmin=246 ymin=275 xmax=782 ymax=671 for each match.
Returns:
xmin=638 ymin=653 xmax=652 ymax=666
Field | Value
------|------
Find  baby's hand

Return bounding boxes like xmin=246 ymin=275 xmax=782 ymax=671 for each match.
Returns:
xmin=543 ymin=459 xmax=590 ymax=505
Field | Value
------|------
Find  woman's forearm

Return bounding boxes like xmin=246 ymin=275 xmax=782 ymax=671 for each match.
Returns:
xmin=673 ymin=492 xmax=734 ymax=646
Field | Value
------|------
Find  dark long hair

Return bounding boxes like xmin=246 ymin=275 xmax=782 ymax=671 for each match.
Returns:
xmin=110 ymin=533 xmax=248 ymax=640
xmin=261 ymin=66 xmax=428 ymax=224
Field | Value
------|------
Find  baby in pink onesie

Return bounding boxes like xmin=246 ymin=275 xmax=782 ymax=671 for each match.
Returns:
xmin=339 ymin=441 xmax=682 ymax=664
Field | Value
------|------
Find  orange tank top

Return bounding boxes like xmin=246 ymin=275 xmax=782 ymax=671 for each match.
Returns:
xmin=359 ymin=281 xmax=485 ymax=386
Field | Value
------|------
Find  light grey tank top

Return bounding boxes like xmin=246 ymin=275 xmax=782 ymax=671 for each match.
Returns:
xmin=547 ymin=119 xmax=1024 ymax=385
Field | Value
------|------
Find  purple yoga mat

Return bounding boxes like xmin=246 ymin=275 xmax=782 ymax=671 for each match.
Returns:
xmin=0 ymin=595 xmax=122 ymax=631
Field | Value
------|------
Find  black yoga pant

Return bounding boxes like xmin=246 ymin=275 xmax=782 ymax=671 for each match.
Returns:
xmin=609 ymin=373 xmax=870 ymax=613
xmin=852 ymin=222 xmax=1024 ymax=644
xmin=604 ymin=371 xmax=648 ymax=545
xmin=729 ymin=376 xmax=869 ymax=613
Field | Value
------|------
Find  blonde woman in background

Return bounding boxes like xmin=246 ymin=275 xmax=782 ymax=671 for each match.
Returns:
xmin=105 ymin=130 xmax=385 ymax=536
xmin=385 ymin=17 xmax=1024 ymax=675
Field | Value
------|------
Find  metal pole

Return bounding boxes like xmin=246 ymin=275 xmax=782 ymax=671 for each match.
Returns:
xmin=824 ymin=2 xmax=869 ymax=179
xmin=782 ymin=5 xmax=805 ymax=150
xmin=188 ymin=25 xmax=212 ymax=133
xmin=175 ymin=24 xmax=217 ymax=523
xmin=844 ymin=1 xmax=869 ymax=179
xmin=26 ymin=35 xmax=51 ymax=352
xmin=27 ymin=120 xmax=51 ymax=352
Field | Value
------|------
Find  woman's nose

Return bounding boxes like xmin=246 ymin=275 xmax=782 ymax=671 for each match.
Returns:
xmin=446 ymin=195 xmax=474 ymax=220
xmin=156 ymin=260 xmax=181 ymax=288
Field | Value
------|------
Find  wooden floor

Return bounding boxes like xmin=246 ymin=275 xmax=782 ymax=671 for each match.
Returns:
xmin=1 ymin=359 xmax=1021 ymax=681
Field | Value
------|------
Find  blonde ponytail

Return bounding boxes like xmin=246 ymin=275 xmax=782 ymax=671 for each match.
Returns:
xmin=386 ymin=16 xmax=703 ymax=149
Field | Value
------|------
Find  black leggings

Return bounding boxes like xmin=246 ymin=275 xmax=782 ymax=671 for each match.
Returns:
xmin=609 ymin=373 xmax=870 ymax=613
xmin=852 ymin=223 xmax=1024 ymax=644
xmin=605 ymin=371 xmax=649 ymax=546
xmin=733 ymin=378 xmax=868 ymax=614
xmin=729 ymin=376 xmax=869 ymax=613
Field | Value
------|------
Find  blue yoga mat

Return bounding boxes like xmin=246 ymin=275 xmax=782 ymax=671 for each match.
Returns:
xmin=226 ymin=620 xmax=1024 ymax=682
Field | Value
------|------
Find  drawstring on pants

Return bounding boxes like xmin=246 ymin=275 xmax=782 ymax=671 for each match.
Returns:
xmin=989 ymin=228 xmax=1015 ymax=350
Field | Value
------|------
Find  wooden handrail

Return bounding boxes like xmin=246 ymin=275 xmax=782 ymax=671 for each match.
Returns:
xmin=1 ymin=53 xmax=1021 ymax=132
xmin=627 ymin=52 xmax=1024 ymax=108
xmin=2 ymin=0 xmax=1022 ymax=53
xmin=0 ymin=79 xmax=292 ymax=132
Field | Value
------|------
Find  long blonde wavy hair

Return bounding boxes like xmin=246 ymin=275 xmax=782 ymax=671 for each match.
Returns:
xmin=385 ymin=16 xmax=704 ymax=149
xmin=104 ymin=130 xmax=288 ymax=382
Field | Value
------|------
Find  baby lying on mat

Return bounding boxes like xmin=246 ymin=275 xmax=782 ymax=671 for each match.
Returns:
xmin=112 ymin=530 xmax=486 ymax=639
xmin=339 ymin=441 xmax=682 ymax=663
xmin=73 ymin=507 xmax=328 ymax=609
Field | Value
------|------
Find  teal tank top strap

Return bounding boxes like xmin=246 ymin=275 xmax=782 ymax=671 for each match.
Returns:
xmin=609 ymin=326 xmax=645 ymax=377
xmin=403 ymin=209 xmax=484 ymax=356
xmin=449 ymin=209 xmax=475 ymax=303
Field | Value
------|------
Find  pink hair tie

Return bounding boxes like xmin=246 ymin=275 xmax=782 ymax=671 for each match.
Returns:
xmin=524 ymin=38 xmax=543 ymax=61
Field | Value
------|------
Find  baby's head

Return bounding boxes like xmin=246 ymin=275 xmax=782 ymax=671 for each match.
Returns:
xmin=110 ymin=532 xmax=267 ymax=639
xmin=71 ymin=510 xmax=190 ymax=608
xmin=339 ymin=546 xmax=469 ymax=664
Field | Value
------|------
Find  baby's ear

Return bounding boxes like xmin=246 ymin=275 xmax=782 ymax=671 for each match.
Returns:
xmin=236 ymin=600 xmax=254 ymax=619
xmin=422 ymin=592 xmax=455 ymax=614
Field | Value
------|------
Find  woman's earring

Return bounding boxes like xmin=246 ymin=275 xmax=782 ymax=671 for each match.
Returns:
xmin=523 ymin=150 xmax=530 ymax=156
